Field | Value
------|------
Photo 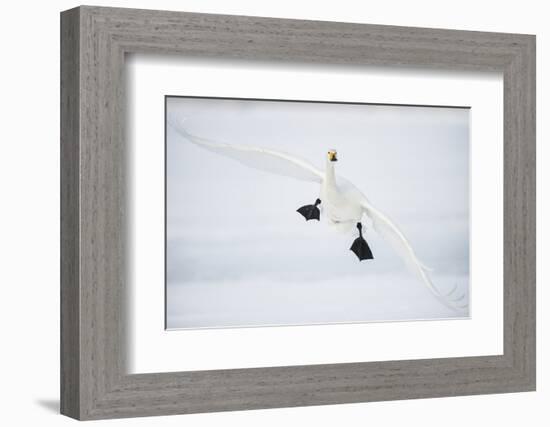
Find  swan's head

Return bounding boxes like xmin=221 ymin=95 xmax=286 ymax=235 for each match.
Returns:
xmin=327 ymin=149 xmax=338 ymax=162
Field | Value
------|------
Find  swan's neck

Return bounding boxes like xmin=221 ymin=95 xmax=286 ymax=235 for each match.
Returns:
xmin=325 ymin=160 xmax=337 ymax=188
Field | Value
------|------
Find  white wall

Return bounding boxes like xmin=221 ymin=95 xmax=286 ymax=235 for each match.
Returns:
xmin=0 ymin=0 xmax=545 ymax=425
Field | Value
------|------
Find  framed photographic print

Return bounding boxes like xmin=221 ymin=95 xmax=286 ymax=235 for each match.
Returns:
xmin=61 ymin=5 xmax=535 ymax=420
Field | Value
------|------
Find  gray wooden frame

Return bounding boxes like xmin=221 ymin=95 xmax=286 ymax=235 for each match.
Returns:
xmin=60 ymin=5 xmax=536 ymax=421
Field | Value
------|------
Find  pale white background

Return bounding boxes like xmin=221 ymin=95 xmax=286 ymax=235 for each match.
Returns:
xmin=0 ymin=1 xmax=546 ymax=426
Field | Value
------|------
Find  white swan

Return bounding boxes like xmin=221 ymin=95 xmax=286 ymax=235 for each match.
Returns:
xmin=168 ymin=117 xmax=468 ymax=312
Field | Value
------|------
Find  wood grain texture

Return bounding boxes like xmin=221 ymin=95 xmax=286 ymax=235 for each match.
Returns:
xmin=60 ymin=5 xmax=536 ymax=420
xmin=60 ymin=7 xmax=80 ymax=419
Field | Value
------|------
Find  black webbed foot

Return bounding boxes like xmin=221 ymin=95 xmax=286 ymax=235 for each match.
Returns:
xmin=297 ymin=199 xmax=321 ymax=221
xmin=350 ymin=222 xmax=374 ymax=261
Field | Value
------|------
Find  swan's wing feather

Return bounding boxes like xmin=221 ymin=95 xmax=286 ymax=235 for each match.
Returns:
xmin=168 ymin=117 xmax=323 ymax=183
xmin=356 ymin=193 xmax=468 ymax=312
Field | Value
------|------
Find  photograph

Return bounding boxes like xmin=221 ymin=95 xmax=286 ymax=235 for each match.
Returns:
xmin=165 ymin=96 xmax=470 ymax=329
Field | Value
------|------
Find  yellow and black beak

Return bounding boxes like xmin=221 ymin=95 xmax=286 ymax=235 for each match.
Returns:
xmin=328 ymin=150 xmax=338 ymax=162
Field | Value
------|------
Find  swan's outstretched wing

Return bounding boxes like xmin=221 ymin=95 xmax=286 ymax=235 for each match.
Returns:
xmin=366 ymin=204 xmax=468 ymax=312
xmin=168 ymin=116 xmax=323 ymax=183
xmin=350 ymin=186 xmax=468 ymax=312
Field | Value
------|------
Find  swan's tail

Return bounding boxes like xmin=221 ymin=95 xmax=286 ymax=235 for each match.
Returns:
xmin=327 ymin=219 xmax=355 ymax=234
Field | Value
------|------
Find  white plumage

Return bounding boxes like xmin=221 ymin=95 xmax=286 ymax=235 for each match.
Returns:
xmin=168 ymin=116 xmax=468 ymax=312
